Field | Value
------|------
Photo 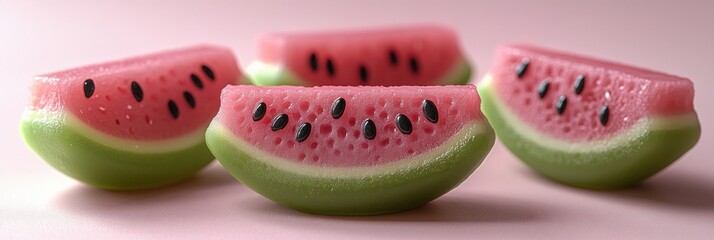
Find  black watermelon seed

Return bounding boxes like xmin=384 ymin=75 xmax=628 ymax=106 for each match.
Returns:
xmin=409 ymin=57 xmax=420 ymax=74
xmin=556 ymin=96 xmax=567 ymax=115
xmin=537 ymin=80 xmax=550 ymax=99
xmin=516 ymin=59 xmax=529 ymax=79
xmin=331 ymin=97 xmax=346 ymax=119
xmin=574 ymin=75 xmax=585 ymax=95
xmin=295 ymin=123 xmax=312 ymax=142
xmin=326 ymin=58 xmax=336 ymax=77
xmin=202 ymin=65 xmax=215 ymax=81
xmin=183 ymin=91 xmax=195 ymax=108
xmin=131 ymin=81 xmax=143 ymax=102
xmin=599 ymin=105 xmax=610 ymax=126
xmin=388 ymin=49 xmax=399 ymax=66
xmin=191 ymin=74 xmax=204 ymax=89
xmin=422 ymin=100 xmax=438 ymax=123
xmin=271 ymin=114 xmax=289 ymax=131
xmin=358 ymin=65 xmax=368 ymax=83
xmin=253 ymin=102 xmax=267 ymax=121
xmin=362 ymin=119 xmax=376 ymax=140
xmin=83 ymin=79 xmax=95 ymax=98
xmin=168 ymin=100 xmax=179 ymax=119
xmin=308 ymin=53 xmax=319 ymax=72
xmin=395 ymin=114 xmax=412 ymax=134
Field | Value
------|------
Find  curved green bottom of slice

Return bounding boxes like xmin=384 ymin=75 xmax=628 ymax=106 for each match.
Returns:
xmin=205 ymin=121 xmax=494 ymax=215
xmin=20 ymin=111 xmax=214 ymax=190
xmin=245 ymin=58 xmax=473 ymax=86
xmin=478 ymin=76 xmax=701 ymax=189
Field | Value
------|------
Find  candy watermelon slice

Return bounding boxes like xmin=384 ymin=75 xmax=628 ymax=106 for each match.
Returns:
xmin=479 ymin=44 xmax=700 ymax=189
xmin=20 ymin=45 xmax=244 ymax=190
xmin=246 ymin=25 xmax=472 ymax=86
xmin=206 ymin=85 xmax=494 ymax=215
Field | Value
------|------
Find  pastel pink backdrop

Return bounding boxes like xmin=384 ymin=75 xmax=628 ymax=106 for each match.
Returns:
xmin=1 ymin=0 xmax=712 ymax=239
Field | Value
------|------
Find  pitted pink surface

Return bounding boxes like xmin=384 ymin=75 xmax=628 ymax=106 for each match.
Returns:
xmin=30 ymin=45 xmax=242 ymax=140
xmin=257 ymin=25 xmax=465 ymax=86
xmin=491 ymin=44 xmax=695 ymax=141
xmin=215 ymin=85 xmax=485 ymax=167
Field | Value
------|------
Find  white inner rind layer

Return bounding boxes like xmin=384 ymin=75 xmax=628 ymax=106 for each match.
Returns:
xmin=481 ymin=74 xmax=700 ymax=153
xmin=210 ymin=121 xmax=486 ymax=178
xmin=23 ymin=109 xmax=207 ymax=153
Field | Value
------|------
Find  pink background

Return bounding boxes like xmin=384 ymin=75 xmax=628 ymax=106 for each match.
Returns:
xmin=2 ymin=0 xmax=713 ymax=239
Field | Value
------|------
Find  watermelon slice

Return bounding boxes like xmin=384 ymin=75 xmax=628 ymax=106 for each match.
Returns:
xmin=479 ymin=44 xmax=701 ymax=189
xmin=246 ymin=25 xmax=472 ymax=86
xmin=20 ymin=45 xmax=244 ymax=190
xmin=206 ymin=85 xmax=495 ymax=215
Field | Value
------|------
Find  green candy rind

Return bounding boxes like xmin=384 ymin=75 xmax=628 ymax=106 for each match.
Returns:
xmin=478 ymin=76 xmax=701 ymax=189
xmin=442 ymin=58 xmax=474 ymax=85
xmin=245 ymin=61 xmax=304 ymax=86
xmin=245 ymin=58 xmax=473 ymax=86
xmin=20 ymin=111 xmax=214 ymax=190
xmin=206 ymin=121 xmax=494 ymax=215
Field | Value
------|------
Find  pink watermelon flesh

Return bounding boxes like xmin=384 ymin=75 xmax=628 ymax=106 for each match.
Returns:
xmin=257 ymin=25 xmax=465 ymax=85
xmin=491 ymin=44 xmax=694 ymax=141
xmin=215 ymin=85 xmax=484 ymax=167
xmin=31 ymin=45 xmax=242 ymax=140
